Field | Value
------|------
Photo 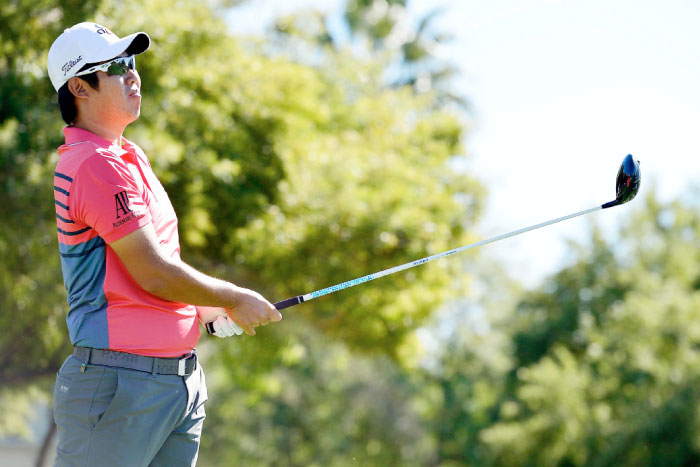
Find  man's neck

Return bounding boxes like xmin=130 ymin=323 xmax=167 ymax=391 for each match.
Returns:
xmin=72 ymin=118 xmax=125 ymax=147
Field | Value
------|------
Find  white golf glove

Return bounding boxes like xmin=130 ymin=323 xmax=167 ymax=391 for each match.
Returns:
xmin=211 ymin=315 xmax=244 ymax=338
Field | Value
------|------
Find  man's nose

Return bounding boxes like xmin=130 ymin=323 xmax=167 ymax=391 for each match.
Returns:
xmin=124 ymin=69 xmax=139 ymax=84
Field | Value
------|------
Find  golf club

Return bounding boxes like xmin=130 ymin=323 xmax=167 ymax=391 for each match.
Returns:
xmin=207 ymin=154 xmax=641 ymax=335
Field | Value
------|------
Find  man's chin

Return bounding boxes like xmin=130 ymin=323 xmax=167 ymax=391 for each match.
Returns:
xmin=126 ymin=109 xmax=141 ymax=124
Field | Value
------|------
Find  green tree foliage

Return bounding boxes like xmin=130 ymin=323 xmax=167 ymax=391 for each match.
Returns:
xmin=414 ymin=257 xmax=520 ymax=466
xmin=200 ymin=190 xmax=699 ymax=466
xmin=0 ymin=0 xmax=106 ymax=387
xmin=427 ymin=192 xmax=700 ymax=465
xmin=0 ymin=0 xmax=482 ymax=453
xmin=7 ymin=0 xmax=698 ymax=465
xmin=199 ymin=319 xmax=433 ymax=466
xmin=274 ymin=0 xmax=464 ymax=107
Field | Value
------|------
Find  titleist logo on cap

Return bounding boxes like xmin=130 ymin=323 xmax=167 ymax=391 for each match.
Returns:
xmin=62 ymin=55 xmax=83 ymax=76
xmin=94 ymin=24 xmax=113 ymax=35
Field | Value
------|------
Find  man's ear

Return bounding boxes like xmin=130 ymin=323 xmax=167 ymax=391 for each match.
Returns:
xmin=67 ymin=77 xmax=91 ymax=100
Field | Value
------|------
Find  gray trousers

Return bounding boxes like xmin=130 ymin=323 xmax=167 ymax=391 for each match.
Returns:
xmin=53 ymin=354 xmax=207 ymax=466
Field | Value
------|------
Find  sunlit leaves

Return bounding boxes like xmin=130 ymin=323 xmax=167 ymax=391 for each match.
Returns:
xmin=479 ymin=194 xmax=700 ymax=464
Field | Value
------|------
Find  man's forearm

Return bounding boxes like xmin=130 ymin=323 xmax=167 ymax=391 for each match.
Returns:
xmin=110 ymin=224 xmax=242 ymax=308
xmin=142 ymin=255 xmax=241 ymax=308
xmin=145 ymin=256 xmax=281 ymax=336
xmin=109 ymin=224 xmax=281 ymax=335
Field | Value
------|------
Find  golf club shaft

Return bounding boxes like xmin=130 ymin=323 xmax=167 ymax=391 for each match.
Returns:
xmin=207 ymin=203 xmax=605 ymax=334
xmin=283 ymin=204 xmax=603 ymax=307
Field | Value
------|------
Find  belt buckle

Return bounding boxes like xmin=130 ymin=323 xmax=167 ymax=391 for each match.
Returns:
xmin=177 ymin=358 xmax=187 ymax=376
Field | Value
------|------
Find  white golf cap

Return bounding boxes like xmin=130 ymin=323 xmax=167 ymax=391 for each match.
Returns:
xmin=48 ymin=22 xmax=150 ymax=92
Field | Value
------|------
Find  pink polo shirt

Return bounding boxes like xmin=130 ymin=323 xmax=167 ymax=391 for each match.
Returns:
xmin=54 ymin=126 xmax=199 ymax=357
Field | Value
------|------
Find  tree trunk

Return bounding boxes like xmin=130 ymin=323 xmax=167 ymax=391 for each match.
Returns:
xmin=35 ymin=412 xmax=56 ymax=467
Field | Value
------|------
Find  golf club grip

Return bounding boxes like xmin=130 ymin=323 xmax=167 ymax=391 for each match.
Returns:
xmin=205 ymin=295 xmax=303 ymax=335
xmin=274 ymin=295 xmax=304 ymax=310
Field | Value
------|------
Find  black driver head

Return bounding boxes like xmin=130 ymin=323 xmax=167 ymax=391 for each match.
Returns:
xmin=602 ymin=154 xmax=641 ymax=208
xmin=615 ymin=154 xmax=641 ymax=205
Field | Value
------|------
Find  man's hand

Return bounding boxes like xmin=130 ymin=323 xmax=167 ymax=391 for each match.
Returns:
xmin=226 ymin=287 xmax=282 ymax=336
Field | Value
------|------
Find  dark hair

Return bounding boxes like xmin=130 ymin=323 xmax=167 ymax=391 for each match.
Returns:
xmin=57 ymin=68 xmax=100 ymax=125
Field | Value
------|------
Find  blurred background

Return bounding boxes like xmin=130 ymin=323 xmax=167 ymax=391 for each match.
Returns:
xmin=1 ymin=0 xmax=698 ymax=465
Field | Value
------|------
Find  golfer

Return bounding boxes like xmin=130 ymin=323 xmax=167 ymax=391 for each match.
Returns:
xmin=47 ymin=22 xmax=281 ymax=466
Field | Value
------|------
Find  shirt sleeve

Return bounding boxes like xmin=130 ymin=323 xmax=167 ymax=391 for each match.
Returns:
xmin=71 ymin=151 xmax=152 ymax=243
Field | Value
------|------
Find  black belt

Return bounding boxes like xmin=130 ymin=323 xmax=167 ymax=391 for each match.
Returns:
xmin=73 ymin=346 xmax=197 ymax=376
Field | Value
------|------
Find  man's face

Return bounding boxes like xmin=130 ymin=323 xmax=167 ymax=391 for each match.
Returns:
xmin=86 ymin=53 xmax=142 ymax=127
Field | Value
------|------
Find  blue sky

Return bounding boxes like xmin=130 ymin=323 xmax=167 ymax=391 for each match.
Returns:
xmin=228 ymin=0 xmax=700 ymax=285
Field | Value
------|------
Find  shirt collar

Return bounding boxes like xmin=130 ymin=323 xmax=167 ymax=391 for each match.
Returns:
xmin=62 ymin=126 xmax=131 ymax=157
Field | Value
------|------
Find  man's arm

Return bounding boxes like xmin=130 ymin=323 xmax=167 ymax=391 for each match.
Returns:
xmin=109 ymin=223 xmax=281 ymax=335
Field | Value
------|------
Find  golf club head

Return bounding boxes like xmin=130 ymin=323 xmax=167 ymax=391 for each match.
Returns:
xmin=602 ymin=154 xmax=641 ymax=208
